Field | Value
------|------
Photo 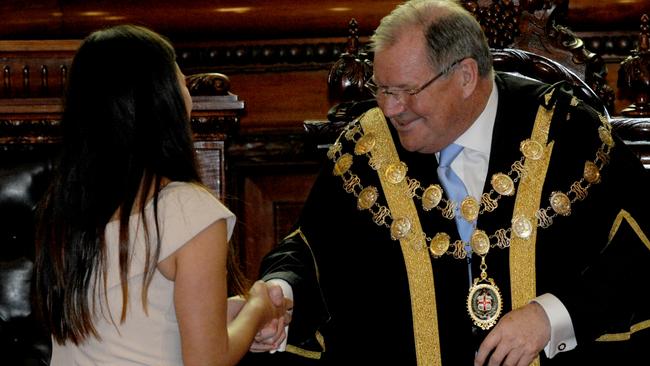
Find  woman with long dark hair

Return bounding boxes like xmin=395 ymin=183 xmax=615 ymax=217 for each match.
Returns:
xmin=35 ymin=25 xmax=285 ymax=365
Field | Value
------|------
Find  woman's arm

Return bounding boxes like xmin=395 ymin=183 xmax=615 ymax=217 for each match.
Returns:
xmin=159 ymin=219 xmax=281 ymax=366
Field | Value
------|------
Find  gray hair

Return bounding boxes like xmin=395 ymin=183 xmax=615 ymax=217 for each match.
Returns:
xmin=370 ymin=0 xmax=493 ymax=77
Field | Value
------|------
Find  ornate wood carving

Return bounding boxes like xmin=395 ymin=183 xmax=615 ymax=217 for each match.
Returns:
xmin=618 ymin=14 xmax=650 ymax=117
xmin=326 ymin=19 xmax=373 ymax=104
xmin=463 ymin=0 xmax=521 ymax=49
xmin=462 ymin=1 xmax=616 ymax=112
xmin=186 ymin=73 xmax=231 ymax=96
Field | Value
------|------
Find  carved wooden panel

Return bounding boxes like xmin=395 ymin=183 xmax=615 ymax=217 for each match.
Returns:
xmin=239 ymin=172 xmax=317 ymax=279
xmin=194 ymin=140 xmax=225 ymax=200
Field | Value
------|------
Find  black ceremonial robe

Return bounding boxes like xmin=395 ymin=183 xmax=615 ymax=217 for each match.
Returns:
xmin=249 ymin=73 xmax=650 ymax=366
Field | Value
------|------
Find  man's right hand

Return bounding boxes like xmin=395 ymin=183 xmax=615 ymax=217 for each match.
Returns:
xmin=250 ymin=285 xmax=293 ymax=353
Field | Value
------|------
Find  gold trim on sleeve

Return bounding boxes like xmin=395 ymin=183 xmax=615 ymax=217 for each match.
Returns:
xmin=607 ymin=209 xmax=650 ymax=251
xmin=281 ymin=228 xmax=327 ymax=359
xmin=360 ymin=107 xmax=441 ymax=366
xmin=596 ymin=319 xmax=650 ymax=342
xmin=283 ymin=228 xmax=323 ymax=283
xmin=285 ymin=331 xmax=326 ymax=359
xmin=593 ymin=210 xmax=650 ymax=343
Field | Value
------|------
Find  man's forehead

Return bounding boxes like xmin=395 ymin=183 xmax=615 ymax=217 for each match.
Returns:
xmin=373 ymin=42 xmax=432 ymax=84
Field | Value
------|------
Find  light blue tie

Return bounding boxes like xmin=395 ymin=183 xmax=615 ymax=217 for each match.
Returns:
xmin=437 ymin=143 xmax=475 ymax=285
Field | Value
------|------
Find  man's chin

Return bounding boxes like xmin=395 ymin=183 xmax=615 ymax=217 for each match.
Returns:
xmin=397 ymin=135 xmax=421 ymax=152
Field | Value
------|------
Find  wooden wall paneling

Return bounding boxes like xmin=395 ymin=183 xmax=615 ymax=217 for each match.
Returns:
xmin=238 ymin=170 xmax=318 ymax=279
xmin=3 ymin=1 xmax=648 ymax=41
xmin=226 ymin=69 xmax=332 ymax=133
xmin=175 ymin=35 xmax=353 ymax=134
xmin=1 ymin=1 xmax=401 ymax=40
xmin=568 ymin=0 xmax=650 ymax=31
xmin=0 ymin=41 xmax=78 ymax=98
xmin=225 ymin=129 xmax=325 ymax=279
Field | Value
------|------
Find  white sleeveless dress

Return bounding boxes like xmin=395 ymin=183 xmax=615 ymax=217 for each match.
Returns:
xmin=50 ymin=182 xmax=235 ymax=366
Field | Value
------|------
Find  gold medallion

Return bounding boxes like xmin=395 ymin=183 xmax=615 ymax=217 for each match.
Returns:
xmin=384 ymin=161 xmax=407 ymax=184
xmin=583 ymin=161 xmax=601 ymax=184
xmin=429 ymin=232 xmax=451 ymax=257
xmin=354 ymin=133 xmax=376 ymax=155
xmin=357 ymin=186 xmax=378 ymax=210
xmin=520 ymin=139 xmax=543 ymax=160
xmin=333 ymin=153 xmax=353 ymax=176
xmin=460 ymin=196 xmax=480 ymax=222
xmin=390 ymin=217 xmax=411 ymax=240
xmin=467 ymin=277 xmax=503 ymax=330
xmin=470 ymin=229 xmax=490 ymax=256
xmin=511 ymin=215 xmax=532 ymax=239
xmin=598 ymin=126 xmax=615 ymax=148
xmin=491 ymin=173 xmax=515 ymax=196
xmin=422 ymin=184 xmax=443 ymax=211
xmin=549 ymin=191 xmax=571 ymax=216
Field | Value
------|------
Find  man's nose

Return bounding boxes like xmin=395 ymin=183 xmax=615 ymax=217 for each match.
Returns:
xmin=380 ymin=96 xmax=407 ymax=118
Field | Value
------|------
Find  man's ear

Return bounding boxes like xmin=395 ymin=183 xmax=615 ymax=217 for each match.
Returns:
xmin=458 ymin=58 xmax=479 ymax=99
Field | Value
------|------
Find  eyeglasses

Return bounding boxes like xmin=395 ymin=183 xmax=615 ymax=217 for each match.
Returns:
xmin=366 ymin=57 xmax=467 ymax=104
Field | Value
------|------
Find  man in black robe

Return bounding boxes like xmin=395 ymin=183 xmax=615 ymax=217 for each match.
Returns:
xmin=248 ymin=1 xmax=650 ymax=364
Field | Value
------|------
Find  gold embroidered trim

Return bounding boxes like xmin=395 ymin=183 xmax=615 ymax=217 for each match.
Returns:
xmin=285 ymin=331 xmax=325 ymax=359
xmin=607 ymin=209 xmax=650 ymax=251
xmin=360 ymin=107 xmax=441 ymax=366
xmin=510 ymin=98 xmax=556 ymax=366
xmin=284 ymin=228 xmax=322 ymax=283
xmin=282 ymin=228 xmax=327 ymax=359
xmin=596 ymin=319 xmax=650 ymax=342
xmin=593 ymin=211 xmax=650 ymax=342
xmin=510 ymin=99 xmax=554 ymax=309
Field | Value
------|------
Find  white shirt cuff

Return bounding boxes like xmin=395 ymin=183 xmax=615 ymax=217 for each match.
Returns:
xmin=266 ymin=279 xmax=294 ymax=353
xmin=533 ymin=293 xmax=577 ymax=358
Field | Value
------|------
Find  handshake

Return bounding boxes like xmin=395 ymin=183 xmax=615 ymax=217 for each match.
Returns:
xmin=228 ymin=280 xmax=293 ymax=353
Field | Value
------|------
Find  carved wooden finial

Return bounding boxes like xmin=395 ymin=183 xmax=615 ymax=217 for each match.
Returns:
xmin=639 ymin=13 xmax=649 ymax=53
xmin=345 ymin=18 xmax=360 ymax=55
xmin=185 ymin=73 xmax=231 ymax=96
xmin=327 ymin=19 xmax=373 ymax=104
xmin=618 ymin=14 xmax=650 ymax=117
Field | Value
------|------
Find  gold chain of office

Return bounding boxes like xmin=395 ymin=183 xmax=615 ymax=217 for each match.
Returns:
xmin=326 ymin=100 xmax=614 ymax=259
